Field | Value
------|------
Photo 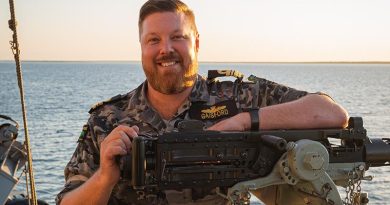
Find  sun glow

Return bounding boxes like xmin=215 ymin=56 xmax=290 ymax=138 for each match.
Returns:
xmin=0 ymin=0 xmax=389 ymax=62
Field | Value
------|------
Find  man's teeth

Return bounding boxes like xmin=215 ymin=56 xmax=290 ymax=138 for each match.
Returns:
xmin=161 ymin=61 xmax=176 ymax=67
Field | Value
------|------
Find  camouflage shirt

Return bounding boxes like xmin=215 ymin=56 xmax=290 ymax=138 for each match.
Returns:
xmin=56 ymin=74 xmax=309 ymax=205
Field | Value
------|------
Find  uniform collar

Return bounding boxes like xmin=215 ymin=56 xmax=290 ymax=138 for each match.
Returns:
xmin=188 ymin=75 xmax=210 ymax=103
xmin=127 ymin=83 xmax=166 ymax=132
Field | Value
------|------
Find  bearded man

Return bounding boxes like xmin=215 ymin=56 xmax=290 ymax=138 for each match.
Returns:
xmin=57 ymin=0 xmax=348 ymax=204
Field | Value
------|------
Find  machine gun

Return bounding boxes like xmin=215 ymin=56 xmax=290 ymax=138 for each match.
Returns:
xmin=120 ymin=117 xmax=390 ymax=204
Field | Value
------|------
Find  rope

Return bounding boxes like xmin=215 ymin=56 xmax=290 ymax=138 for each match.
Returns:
xmin=8 ymin=0 xmax=38 ymax=205
xmin=23 ymin=166 xmax=31 ymax=204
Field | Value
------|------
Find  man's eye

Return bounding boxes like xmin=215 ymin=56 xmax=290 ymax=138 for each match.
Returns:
xmin=172 ymin=35 xmax=185 ymax=40
xmin=148 ymin=38 xmax=159 ymax=44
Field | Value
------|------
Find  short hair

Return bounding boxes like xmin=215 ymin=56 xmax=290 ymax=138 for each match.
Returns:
xmin=139 ymin=0 xmax=198 ymax=35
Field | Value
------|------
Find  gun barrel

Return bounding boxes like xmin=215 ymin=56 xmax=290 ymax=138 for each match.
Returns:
xmin=260 ymin=135 xmax=287 ymax=151
xmin=365 ymin=138 xmax=390 ymax=167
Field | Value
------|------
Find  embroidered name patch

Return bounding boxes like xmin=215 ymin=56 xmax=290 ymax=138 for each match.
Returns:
xmin=189 ymin=100 xmax=238 ymax=121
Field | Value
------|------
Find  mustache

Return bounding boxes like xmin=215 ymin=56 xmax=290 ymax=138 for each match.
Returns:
xmin=156 ymin=53 xmax=181 ymax=62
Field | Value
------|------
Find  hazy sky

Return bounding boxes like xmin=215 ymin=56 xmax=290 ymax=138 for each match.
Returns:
xmin=1 ymin=0 xmax=389 ymax=62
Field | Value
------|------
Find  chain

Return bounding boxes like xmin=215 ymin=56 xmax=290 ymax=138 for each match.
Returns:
xmin=356 ymin=179 xmax=362 ymax=193
xmin=344 ymin=171 xmax=355 ymax=205
xmin=343 ymin=168 xmax=363 ymax=205
xmin=353 ymin=179 xmax=363 ymax=204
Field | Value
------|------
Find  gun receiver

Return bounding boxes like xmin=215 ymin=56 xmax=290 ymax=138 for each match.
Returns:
xmin=120 ymin=117 xmax=390 ymax=204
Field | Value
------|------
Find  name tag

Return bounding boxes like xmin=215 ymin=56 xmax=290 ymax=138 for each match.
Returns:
xmin=189 ymin=100 xmax=238 ymax=121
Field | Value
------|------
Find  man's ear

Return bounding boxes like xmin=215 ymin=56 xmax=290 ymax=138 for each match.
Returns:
xmin=195 ymin=33 xmax=200 ymax=52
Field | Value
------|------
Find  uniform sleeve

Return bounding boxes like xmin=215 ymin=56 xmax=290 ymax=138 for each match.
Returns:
xmin=255 ymin=77 xmax=309 ymax=107
xmin=56 ymin=123 xmax=100 ymax=204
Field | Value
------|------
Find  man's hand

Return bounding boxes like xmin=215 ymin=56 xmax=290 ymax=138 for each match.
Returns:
xmin=98 ymin=125 xmax=139 ymax=186
xmin=60 ymin=125 xmax=140 ymax=205
xmin=207 ymin=112 xmax=251 ymax=131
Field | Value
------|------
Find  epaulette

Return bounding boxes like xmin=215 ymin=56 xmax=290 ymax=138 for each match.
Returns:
xmin=207 ymin=70 xmax=244 ymax=82
xmin=88 ymin=94 xmax=124 ymax=114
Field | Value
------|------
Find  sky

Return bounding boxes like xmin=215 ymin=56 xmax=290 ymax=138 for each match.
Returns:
xmin=1 ymin=0 xmax=390 ymax=62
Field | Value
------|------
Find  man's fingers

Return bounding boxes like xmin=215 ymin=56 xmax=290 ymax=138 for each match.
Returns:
xmin=101 ymin=125 xmax=139 ymax=159
xmin=105 ymin=146 xmax=127 ymax=159
xmin=121 ymin=125 xmax=139 ymax=140
xmin=131 ymin=125 xmax=140 ymax=133
xmin=111 ymin=138 xmax=128 ymax=149
xmin=105 ymin=125 xmax=139 ymax=141
xmin=119 ymin=130 xmax=132 ymax=152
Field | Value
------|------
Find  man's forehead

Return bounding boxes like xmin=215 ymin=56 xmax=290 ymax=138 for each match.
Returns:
xmin=143 ymin=12 xmax=186 ymax=25
xmin=141 ymin=12 xmax=192 ymax=33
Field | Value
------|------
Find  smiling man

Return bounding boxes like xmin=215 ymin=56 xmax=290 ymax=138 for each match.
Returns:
xmin=57 ymin=0 xmax=348 ymax=204
xmin=140 ymin=10 xmax=199 ymax=95
xmin=140 ymin=8 xmax=199 ymax=120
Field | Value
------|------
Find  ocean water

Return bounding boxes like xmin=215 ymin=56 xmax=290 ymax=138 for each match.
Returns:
xmin=0 ymin=61 xmax=389 ymax=204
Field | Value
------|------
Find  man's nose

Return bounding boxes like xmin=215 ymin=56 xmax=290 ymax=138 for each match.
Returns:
xmin=160 ymin=39 xmax=174 ymax=54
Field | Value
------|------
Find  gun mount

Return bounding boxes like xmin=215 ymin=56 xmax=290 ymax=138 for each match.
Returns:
xmin=120 ymin=117 xmax=390 ymax=204
xmin=0 ymin=115 xmax=27 ymax=205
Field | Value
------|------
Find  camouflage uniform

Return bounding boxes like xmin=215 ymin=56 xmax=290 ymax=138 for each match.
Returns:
xmin=56 ymin=74 xmax=309 ymax=205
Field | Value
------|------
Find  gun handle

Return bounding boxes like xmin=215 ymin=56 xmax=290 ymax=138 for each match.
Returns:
xmin=132 ymin=136 xmax=145 ymax=190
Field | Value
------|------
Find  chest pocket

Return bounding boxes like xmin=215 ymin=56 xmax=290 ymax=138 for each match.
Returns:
xmin=189 ymin=99 xmax=238 ymax=121
xmin=189 ymin=70 xmax=245 ymax=122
